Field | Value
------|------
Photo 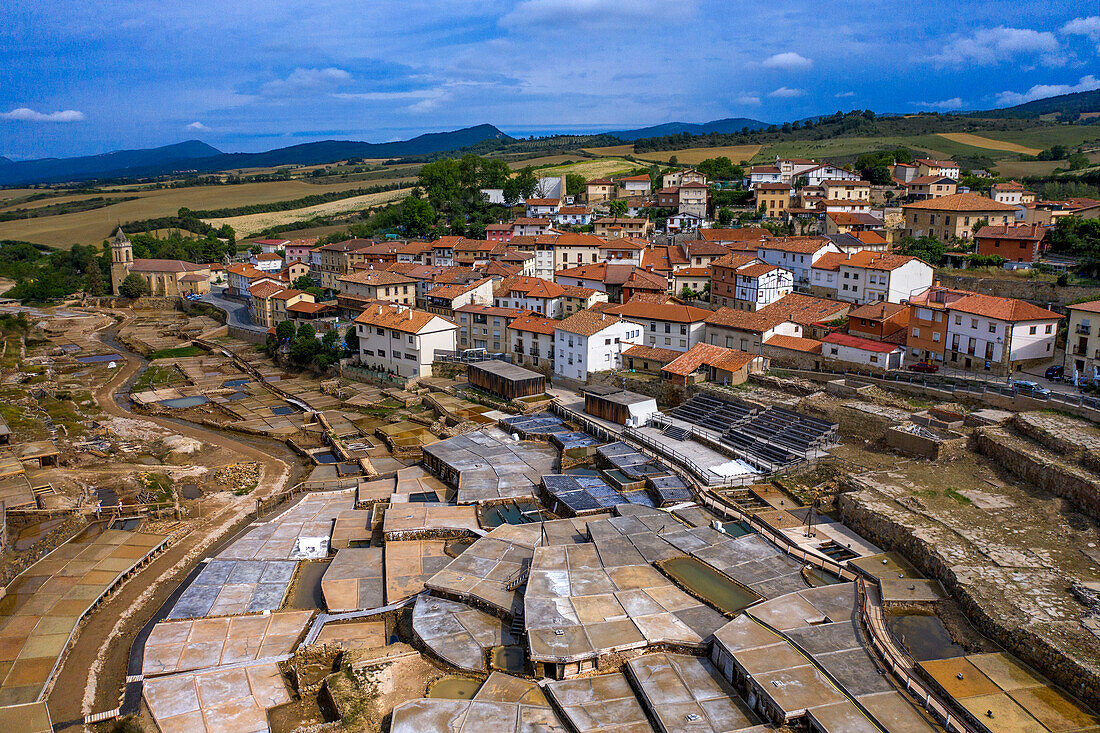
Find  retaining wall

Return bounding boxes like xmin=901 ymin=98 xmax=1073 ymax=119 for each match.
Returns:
xmin=838 ymin=483 xmax=1100 ymax=709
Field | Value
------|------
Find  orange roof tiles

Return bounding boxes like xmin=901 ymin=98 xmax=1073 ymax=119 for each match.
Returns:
xmin=839 ymin=251 xmax=926 ymax=271
xmin=354 ymin=303 xmax=451 ymax=333
xmin=661 ymin=344 xmax=757 ymax=376
xmin=508 ymin=314 xmax=557 ymax=335
xmin=902 ymin=192 xmax=1017 ymax=212
xmin=757 ymin=236 xmax=835 ymax=254
xmin=948 ymin=294 xmax=1060 ymax=322
xmin=555 ymin=310 xmax=626 ymax=336
xmin=622 ymin=344 xmax=681 ymax=363
xmin=764 ymin=334 xmax=823 ymax=353
xmin=697 ymin=228 xmax=770 ymax=243
xmin=606 ymin=302 xmax=711 ymax=323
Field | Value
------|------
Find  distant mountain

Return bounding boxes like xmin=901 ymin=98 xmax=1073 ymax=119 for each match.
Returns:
xmin=973 ymin=88 xmax=1100 ymax=120
xmin=187 ymin=124 xmax=510 ymax=173
xmin=609 ymin=118 xmax=769 ymax=141
xmin=0 ymin=124 xmax=510 ymax=186
xmin=0 ymin=140 xmax=223 ymax=186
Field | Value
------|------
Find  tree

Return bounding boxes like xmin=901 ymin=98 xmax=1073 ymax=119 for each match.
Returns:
xmin=679 ymin=286 xmax=696 ymax=301
xmin=401 ymin=196 xmax=436 ymax=237
xmin=275 ymin=320 xmax=296 ymax=342
xmin=565 ymin=174 xmax=586 ymax=196
xmin=345 ymin=325 xmax=359 ymax=352
xmin=249 ymin=245 xmax=261 ymax=255
xmin=292 ymin=275 xmax=315 ymax=290
xmin=118 ymin=273 xmax=150 ymax=299
xmin=1067 ymin=153 xmax=1090 ymax=171
xmin=971 ymin=218 xmax=988 ymax=235
xmin=1037 ymin=145 xmax=1068 ymax=161
xmin=896 ymin=235 xmax=946 ymax=265
xmin=503 ymin=166 xmax=538 ymax=205
xmin=296 ymin=323 xmax=316 ymax=342
xmin=608 ymin=199 xmax=628 ymax=217
xmin=717 ymin=208 xmax=734 ymax=225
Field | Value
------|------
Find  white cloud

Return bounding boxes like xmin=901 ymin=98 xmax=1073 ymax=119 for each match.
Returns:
xmin=186 ymin=121 xmax=209 ymax=131
xmin=761 ymin=52 xmax=812 ymax=71
xmin=916 ymin=97 xmax=966 ymax=110
xmin=1062 ymin=16 xmax=1100 ymax=49
xmin=835 ymin=91 xmax=856 ymax=98
xmin=932 ymin=27 xmax=1062 ymax=67
xmin=261 ymin=67 xmax=352 ymax=97
xmin=995 ymin=74 xmax=1100 ymax=106
xmin=0 ymin=107 xmax=84 ymax=122
xmin=767 ymin=86 xmax=803 ymax=98
xmin=736 ymin=94 xmax=761 ymax=106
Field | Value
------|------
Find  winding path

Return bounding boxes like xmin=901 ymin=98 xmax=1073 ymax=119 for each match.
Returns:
xmin=44 ymin=310 xmax=300 ymax=729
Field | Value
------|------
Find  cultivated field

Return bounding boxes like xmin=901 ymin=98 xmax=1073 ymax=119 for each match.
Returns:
xmin=202 ymin=187 xmax=411 ymax=236
xmin=581 ymin=144 xmax=635 ymax=156
xmin=534 ymin=157 xmax=636 ymax=180
xmin=936 ymin=133 xmax=1042 ymax=156
xmin=0 ymin=178 xmax=395 ymax=248
xmin=633 ymin=145 xmax=762 ymax=164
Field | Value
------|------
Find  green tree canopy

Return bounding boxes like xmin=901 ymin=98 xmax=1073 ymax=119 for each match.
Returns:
xmin=119 ymin=273 xmax=150 ymax=299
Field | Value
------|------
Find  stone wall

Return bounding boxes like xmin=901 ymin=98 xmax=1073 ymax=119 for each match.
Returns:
xmin=973 ymin=427 xmax=1100 ymax=521
xmin=838 ymin=483 xmax=1100 ymax=709
xmin=933 ymin=271 xmax=1092 ymax=312
xmin=586 ymin=371 xmax=687 ymax=407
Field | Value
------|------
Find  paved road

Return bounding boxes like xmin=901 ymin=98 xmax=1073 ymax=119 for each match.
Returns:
xmin=201 ymin=287 xmax=266 ymax=333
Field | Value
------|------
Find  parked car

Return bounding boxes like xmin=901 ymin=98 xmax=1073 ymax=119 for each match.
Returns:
xmin=1045 ymin=365 xmax=1064 ymax=382
xmin=1014 ymin=380 xmax=1051 ymax=398
xmin=906 ymin=361 xmax=939 ymax=373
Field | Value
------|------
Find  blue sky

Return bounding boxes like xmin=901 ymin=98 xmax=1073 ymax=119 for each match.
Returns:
xmin=1 ymin=1 xmax=1099 ymax=159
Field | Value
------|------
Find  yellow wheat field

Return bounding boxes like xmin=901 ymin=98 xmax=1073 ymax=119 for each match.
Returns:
xmin=935 ymin=133 xmax=1042 ymax=156
xmin=202 ymin=188 xmax=412 ymax=236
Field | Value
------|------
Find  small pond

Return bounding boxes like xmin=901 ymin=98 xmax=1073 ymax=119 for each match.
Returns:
xmin=271 ymin=405 xmax=296 ymax=416
xmin=803 ymin=567 xmax=845 ymax=587
xmin=409 ymin=491 xmax=441 ymax=503
xmin=313 ymin=451 xmax=337 ymax=465
xmin=491 ymin=646 xmax=526 ymax=674
xmin=223 ymin=378 xmax=250 ymax=388
xmin=717 ymin=521 xmax=751 ymax=539
xmin=659 ymin=556 xmax=761 ymax=614
xmin=479 ymin=500 xmax=543 ymax=527
xmin=77 ymin=353 xmax=122 ymax=363
xmin=887 ymin=613 xmax=966 ymax=662
xmin=427 ymin=675 xmax=482 ymax=700
xmin=225 ymin=392 xmax=248 ymax=401
xmin=158 ymin=395 xmax=209 ymax=408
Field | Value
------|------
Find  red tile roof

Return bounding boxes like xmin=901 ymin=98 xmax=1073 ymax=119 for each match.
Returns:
xmin=948 ymin=294 xmax=1060 ymax=322
xmin=902 ymin=192 xmax=1017 ymax=212
xmin=622 ymin=344 xmax=681 ymax=363
xmin=822 ymin=332 xmax=902 ymax=353
xmin=508 ymin=314 xmax=557 ymax=335
xmin=764 ymin=334 xmax=823 ymax=353
xmin=662 ymin=344 xmax=758 ymax=376
xmin=606 ymin=302 xmax=711 ymax=323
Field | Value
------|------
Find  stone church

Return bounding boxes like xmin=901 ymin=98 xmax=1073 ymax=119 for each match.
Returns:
xmin=109 ymin=228 xmax=211 ymax=297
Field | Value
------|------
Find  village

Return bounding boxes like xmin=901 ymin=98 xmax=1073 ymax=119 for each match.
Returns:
xmin=1 ymin=155 xmax=1100 ymax=733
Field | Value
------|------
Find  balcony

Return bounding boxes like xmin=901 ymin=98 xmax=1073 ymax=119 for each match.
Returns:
xmin=1073 ymin=346 xmax=1089 ymax=356
xmin=529 ymin=348 xmax=541 ymax=357
xmin=1077 ymin=325 xmax=1092 ymax=335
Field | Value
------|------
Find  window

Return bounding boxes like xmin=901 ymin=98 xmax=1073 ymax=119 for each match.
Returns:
xmin=912 ymin=328 xmax=920 ymax=338
xmin=988 ymin=323 xmax=996 ymax=333
xmin=1029 ymin=325 xmax=1037 ymax=335
xmin=971 ymin=319 xmax=978 ymax=329
xmin=955 ymin=316 xmax=962 ymax=325
xmin=933 ymin=332 xmax=940 ymax=342
xmin=1046 ymin=324 xmax=1053 ymax=334
xmin=376 ymin=327 xmax=384 ymax=335
xmin=378 ymin=349 xmax=386 ymax=357
xmin=408 ymin=335 xmax=414 ymax=344
xmin=605 ymin=338 xmax=611 ymax=345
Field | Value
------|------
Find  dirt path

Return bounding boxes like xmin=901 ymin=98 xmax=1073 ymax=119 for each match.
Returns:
xmin=44 ymin=312 xmax=300 ymax=729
